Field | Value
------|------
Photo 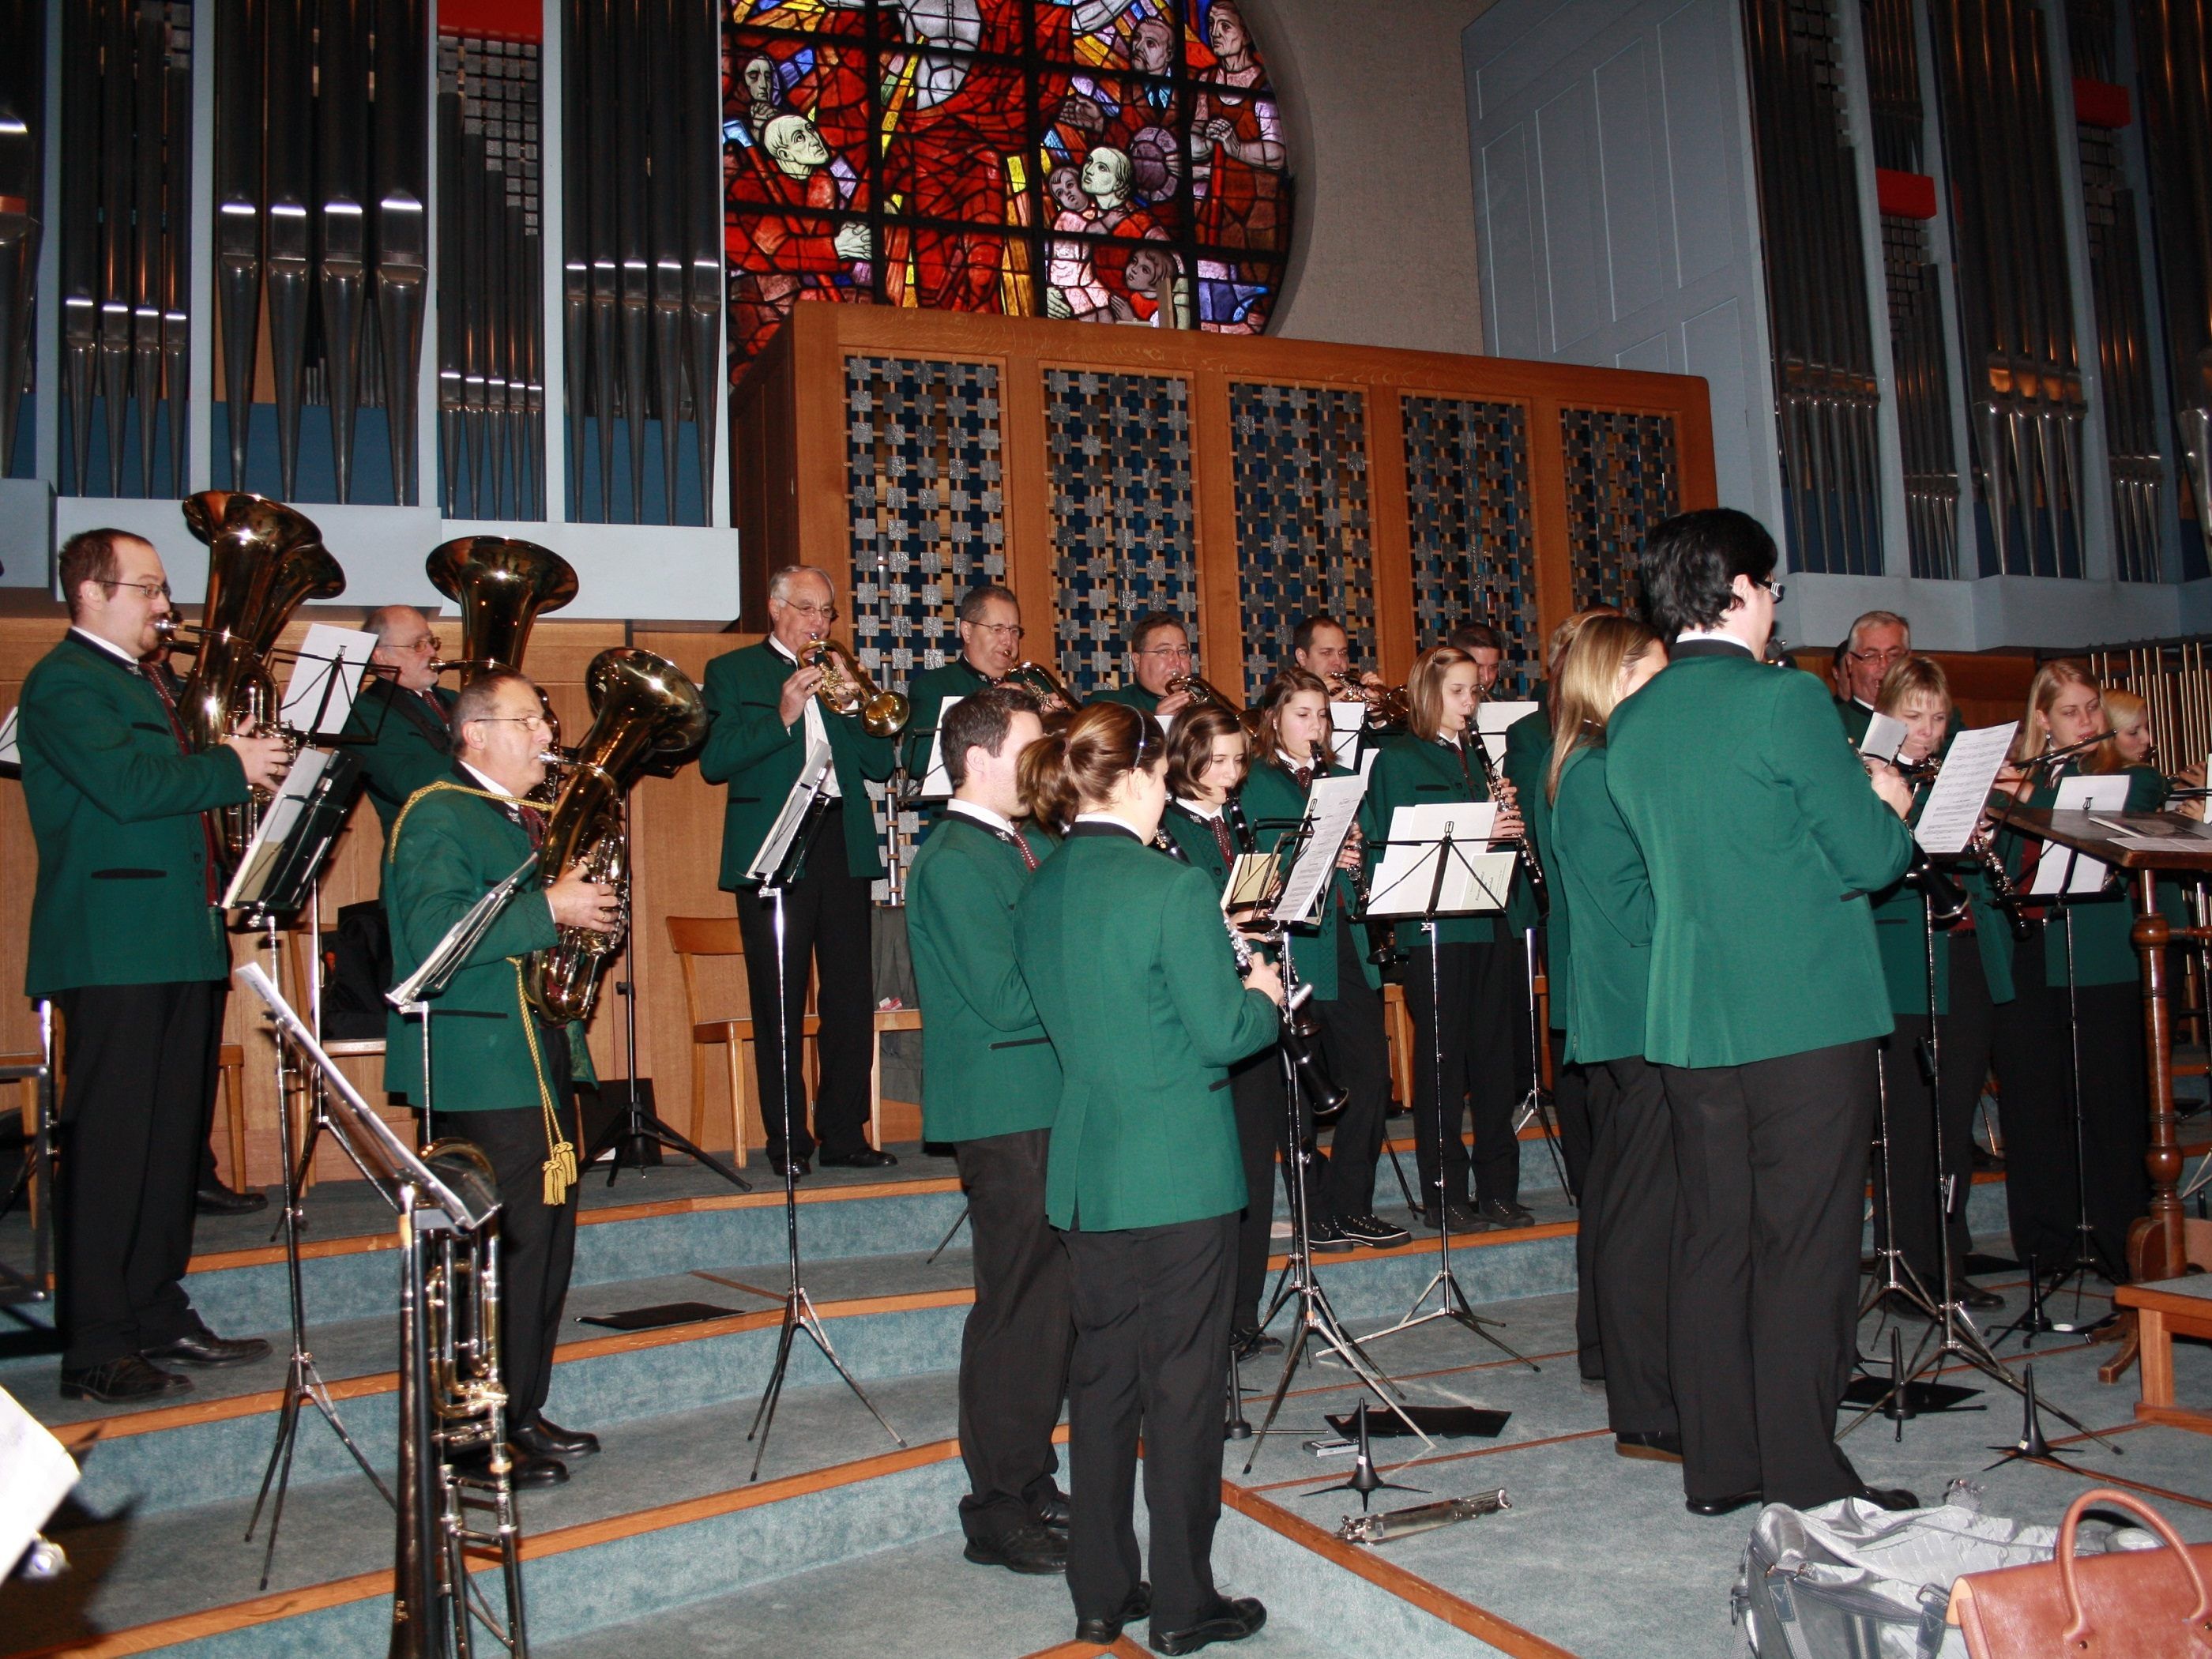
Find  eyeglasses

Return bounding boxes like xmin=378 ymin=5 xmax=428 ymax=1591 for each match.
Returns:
xmin=781 ymin=600 xmax=839 ymax=623
xmin=1757 ymin=577 xmax=1787 ymax=601
xmin=1138 ymin=643 xmax=1193 ymax=661
xmin=396 ymin=632 xmax=443 ymax=654
xmin=967 ymin=621 xmax=1025 ymax=639
xmin=470 ymin=713 xmax=551 ymax=731
xmin=101 ymin=578 xmax=172 ymax=601
xmin=1848 ymin=646 xmax=1909 ymax=666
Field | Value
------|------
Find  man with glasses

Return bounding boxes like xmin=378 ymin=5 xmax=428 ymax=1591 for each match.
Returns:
xmin=701 ymin=564 xmax=897 ymax=1176
xmin=903 ymin=583 xmax=1035 ymax=836
xmin=18 ymin=529 xmax=291 ymax=1402
xmin=383 ymin=671 xmax=620 ymax=1485
xmin=1831 ymin=611 xmax=1913 ymax=744
xmin=1095 ymin=610 xmax=1196 ymax=720
xmin=346 ymin=604 xmax=458 ymax=841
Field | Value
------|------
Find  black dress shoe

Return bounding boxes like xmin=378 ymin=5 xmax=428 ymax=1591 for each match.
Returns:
xmin=513 ymin=1417 xmax=600 ymax=1458
xmin=1846 ymin=1484 xmax=1920 ymax=1511
xmin=1074 ymin=1583 xmax=1151 ymax=1644
xmin=1473 ymin=1197 xmax=1534 ymax=1229
xmin=59 ymin=1355 xmax=193 ymax=1403
xmin=1150 ymin=1596 xmax=1266 ymax=1654
xmin=765 ymin=1149 xmax=811 ymax=1178
xmin=817 ymin=1146 xmax=898 ymax=1169
xmin=196 ymin=1183 xmax=269 ymax=1215
xmin=964 ymin=1522 xmax=1066 ymax=1574
xmin=1951 ymin=1281 xmax=2005 ymax=1311
xmin=1685 ymin=1489 xmax=1762 ymax=1518
xmin=454 ymin=1443 xmax=568 ymax=1488
xmin=1036 ymin=1491 xmax=1070 ymax=1532
xmin=1230 ymin=1326 xmax=1283 ymax=1362
xmin=1614 ymin=1429 xmax=1684 ymax=1463
xmin=141 ymin=1329 xmax=272 ymax=1367
xmin=1420 ymin=1200 xmax=1485 ymax=1234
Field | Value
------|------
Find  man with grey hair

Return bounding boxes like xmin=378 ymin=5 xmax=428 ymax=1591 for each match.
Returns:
xmin=1831 ymin=611 xmax=1912 ymax=743
xmin=701 ymin=565 xmax=897 ymax=1176
xmin=903 ymin=583 xmax=1055 ymax=835
xmin=344 ymin=603 xmax=457 ymax=841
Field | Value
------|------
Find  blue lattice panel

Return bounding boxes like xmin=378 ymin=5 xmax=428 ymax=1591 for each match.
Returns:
xmin=1403 ymin=396 xmax=1537 ymax=696
xmin=1044 ymin=369 xmax=1198 ymax=695
xmin=1227 ymin=383 xmax=1375 ymax=702
xmin=1560 ymin=408 xmax=1680 ymax=612
xmin=842 ymin=354 xmax=1005 ymax=897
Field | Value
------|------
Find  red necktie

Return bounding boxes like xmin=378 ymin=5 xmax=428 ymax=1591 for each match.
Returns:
xmin=519 ymin=804 xmax=549 ymax=850
xmin=1008 ymin=830 xmax=1039 ymax=873
xmin=1296 ymin=765 xmax=1313 ymax=792
xmin=1210 ymin=817 xmax=1235 ymax=867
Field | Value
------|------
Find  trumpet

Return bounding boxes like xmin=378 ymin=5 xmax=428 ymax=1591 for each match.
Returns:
xmin=1006 ymin=657 xmax=1079 ymax=712
xmin=1324 ymin=668 xmax=1410 ymax=726
xmin=1165 ymin=670 xmax=1244 ymax=717
xmin=802 ymin=637 xmax=910 ymax=737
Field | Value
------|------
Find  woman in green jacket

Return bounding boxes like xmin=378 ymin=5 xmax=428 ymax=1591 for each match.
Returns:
xmin=1546 ymin=615 xmax=1676 ymax=1461
xmin=1244 ymin=671 xmax=1408 ymax=1251
xmin=1014 ymin=702 xmax=1282 ymax=1653
xmin=1363 ymin=646 xmax=1531 ymax=1233
xmin=1995 ymin=660 xmax=2156 ymax=1276
xmin=1864 ymin=658 xmax=2011 ymax=1311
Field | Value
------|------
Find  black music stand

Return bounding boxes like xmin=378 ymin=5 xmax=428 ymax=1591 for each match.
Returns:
xmin=0 ymin=1001 xmax=59 ymax=1357
xmin=745 ymin=744 xmax=904 ymax=1480
xmin=1362 ymin=818 xmax=1536 ymax=1368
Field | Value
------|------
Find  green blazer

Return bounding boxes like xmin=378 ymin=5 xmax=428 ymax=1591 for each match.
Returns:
xmin=905 ymin=812 xmax=1061 ymax=1142
xmin=1361 ymin=732 xmax=1503 ymax=948
xmin=901 ymin=656 xmax=995 ymax=782
xmin=2026 ymin=763 xmax=2163 ymax=988
xmin=698 ymin=641 xmax=895 ymax=887
xmin=1503 ymin=709 xmax=1567 ymax=1029
xmin=1550 ymin=745 xmax=1653 ymax=1065
xmin=1239 ymin=758 xmax=1377 ymax=1000
xmin=1160 ymin=799 xmax=1238 ymax=886
xmin=1014 ymin=823 xmax=1278 ymax=1231
xmin=17 ymin=632 xmax=250 ymax=995
xmin=381 ymin=773 xmax=591 ymax=1109
xmin=1093 ymin=683 xmax=1161 ymax=714
xmin=344 ymin=678 xmax=457 ymax=841
xmin=1606 ymin=643 xmax=1913 ymax=1066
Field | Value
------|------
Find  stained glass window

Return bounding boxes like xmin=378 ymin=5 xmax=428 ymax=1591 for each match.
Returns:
xmin=721 ymin=1 xmax=1295 ymax=378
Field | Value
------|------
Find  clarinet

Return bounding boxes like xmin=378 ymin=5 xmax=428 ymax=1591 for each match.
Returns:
xmin=1469 ymin=731 xmax=1546 ymax=905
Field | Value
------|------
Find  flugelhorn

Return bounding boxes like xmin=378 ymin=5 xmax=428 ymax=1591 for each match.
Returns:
xmin=1324 ymin=668 xmax=1409 ymax=725
xmin=1165 ymin=670 xmax=1244 ymax=717
xmin=1006 ymin=657 xmax=1079 ymax=710
xmin=802 ymin=637 xmax=909 ymax=737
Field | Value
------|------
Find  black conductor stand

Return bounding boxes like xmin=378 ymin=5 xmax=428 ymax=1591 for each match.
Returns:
xmin=1841 ymin=867 xmax=2120 ymax=1454
xmin=1239 ymin=881 xmax=1428 ymax=1476
xmin=747 ymin=781 xmax=904 ymax=1480
xmin=1366 ymin=826 xmax=1536 ymax=1368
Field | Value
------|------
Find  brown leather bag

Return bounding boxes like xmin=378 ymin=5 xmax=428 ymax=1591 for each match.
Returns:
xmin=1951 ymin=1488 xmax=2212 ymax=1657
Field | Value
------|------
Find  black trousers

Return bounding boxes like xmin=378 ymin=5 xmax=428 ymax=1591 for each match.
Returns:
xmin=1403 ymin=939 xmax=1521 ymax=1207
xmin=1662 ymin=1040 xmax=1875 ymax=1509
xmin=2074 ymin=981 xmax=2150 ymax=1273
xmin=735 ymin=811 xmax=876 ymax=1159
xmin=954 ymin=1128 xmax=1072 ymax=1540
xmin=1553 ymin=1035 xmax=1600 ymax=1378
xmin=1990 ymin=927 xmax=2075 ymax=1268
xmin=1063 ymin=1213 xmax=1237 ymax=1634
xmin=55 ymin=981 xmax=224 ymax=1369
xmin=1878 ymin=931 xmax=1996 ymax=1285
xmin=1228 ymin=1049 xmax=1284 ymax=1332
xmin=451 ymin=1103 xmax=581 ymax=1425
xmin=1314 ymin=926 xmax=1394 ymax=1225
xmin=1586 ymin=1056 xmax=1676 ymax=1435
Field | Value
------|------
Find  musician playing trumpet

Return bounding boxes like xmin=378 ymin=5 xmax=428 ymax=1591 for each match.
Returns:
xmin=903 ymin=584 xmax=1065 ymax=834
xmin=1095 ymin=610 xmax=1198 ymax=720
xmin=383 ymin=672 xmax=619 ymax=1488
xmin=700 ymin=565 xmax=897 ymax=1177
xmin=345 ymin=604 xmax=457 ymax=844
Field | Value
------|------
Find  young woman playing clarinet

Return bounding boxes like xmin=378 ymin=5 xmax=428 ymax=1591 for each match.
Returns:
xmin=1243 ymin=669 xmax=1409 ymax=1251
xmin=1363 ymin=645 xmax=1531 ymax=1234
xmin=1014 ymin=703 xmax=1283 ymax=1655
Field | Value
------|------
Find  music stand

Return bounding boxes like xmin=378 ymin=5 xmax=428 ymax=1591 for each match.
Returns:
xmin=0 ymin=1001 xmax=58 ymax=1356
xmin=1362 ymin=813 xmax=1536 ymax=1367
xmin=744 ymin=739 xmax=904 ymax=1479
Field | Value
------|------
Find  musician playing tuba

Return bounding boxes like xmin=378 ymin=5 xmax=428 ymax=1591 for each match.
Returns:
xmin=382 ymin=671 xmax=620 ymax=1488
xmin=19 ymin=529 xmax=288 ymax=1405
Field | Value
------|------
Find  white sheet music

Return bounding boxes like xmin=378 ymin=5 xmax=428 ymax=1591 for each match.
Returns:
xmin=918 ymin=695 xmax=964 ymax=798
xmin=2026 ymin=775 xmax=2131 ymax=894
xmin=221 ymin=747 xmax=339 ymax=909
xmin=1476 ymin=701 xmax=1537 ymax=766
xmin=0 ymin=1385 xmax=78 ymax=1581
xmin=1859 ymin=712 xmax=1908 ymax=766
xmin=1273 ymin=772 xmax=1369 ymax=927
xmin=1913 ymin=722 xmax=2018 ymax=856
xmin=281 ymin=624 xmax=378 ymax=735
xmin=1365 ymin=802 xmax=1510 ymax=918
xmin=0 ymin=705 xmax=17 ymax=767
xmin=746 ymin=734 xmax=835 ymax=885
xmin=1329 ymin=701 xmax=1367 ymax=769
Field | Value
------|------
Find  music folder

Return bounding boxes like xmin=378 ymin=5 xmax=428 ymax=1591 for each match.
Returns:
xmin=747 ymin=733 xmax=836 ymax=886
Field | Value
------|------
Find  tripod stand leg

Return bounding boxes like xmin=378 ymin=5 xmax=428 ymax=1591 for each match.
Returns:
xmin=925 ymin=1204 xmax=969 ymax=1266
xmin=1240 ymin=1316 xmax=1314 ymax=1476
xmin=247 ymin=1382 xmax=305 ymax=1590
xmin=746 ymin=1309 xmax=801 ymax=1480
xmin=584 ymin=1103 xmax=754 ymax=1194
xmin=792 ymin=1289 xmax=905 ymax=1449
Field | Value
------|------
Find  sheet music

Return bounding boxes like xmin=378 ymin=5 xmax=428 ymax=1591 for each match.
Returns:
xmin=918 ymin=695 xmax=964 ymax=798
xmin=0 ymin=1385 xmax=78 ymax=1578
xmin=0 ymin=705 xmax=17 ymax=767
xmin=2026 ymin=775 xmax=2131 ymax=894
xmin=221 ymin=748 xmax=338 ymax=908
xmin=1475 ymin=701 xmax=1537 ymax=766
xmin=280 ymin=624 xmax=378 ymax=735
xmin=1913 ymin=721 xmax=2018 ymax=856
xmin=1222 ymin=852 xmax=1281 ymax=913
xmin=1329 ymin=701 xmax=1366 ymax=769
xmin=1366 ymin=802 xmax=1509 ymax=918
xmin=1859 ymin=712 xmax=1908 ymax=766
xmin=746 ymin=733 xmax=835 ymax=884
xmin=1272 ymin=772 xmax=1369 ymax=927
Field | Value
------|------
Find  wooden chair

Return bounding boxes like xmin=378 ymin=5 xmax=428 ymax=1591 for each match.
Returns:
xmin=1381 ymin=983 xmax=1414 ymax=1113
xmin=215 ymin=1043 xmax=249 ymax=1190
xmin=2 ymin=1050 xmax=49 ymax=1233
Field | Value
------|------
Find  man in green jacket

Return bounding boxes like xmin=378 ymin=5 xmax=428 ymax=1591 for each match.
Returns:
xmin=21 ymin=529 xmax=291 ymax=1402
xmin=1830 ymin=611 xmax=1912 ymax=744
xmin=384 ymin=671 xmax=619 ymax=1486
xmin=902 ymin=582 xmax=1032 ymax=837
xmin=344 ymin=604 xmax=457 ymax=843
xmin=1607 ymin=509 xmax=1917 ymax=1518
xmin=699 ymin=565 xmax=897 ymax=1176
xmin=906 ymin=687 xmax=1070 ymax=1576
xmin=1092 ymin=609 xmax=1198 ymax=719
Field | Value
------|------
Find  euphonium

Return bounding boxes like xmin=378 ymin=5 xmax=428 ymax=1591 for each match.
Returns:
xmin=801 ymin=637 xmax=910 ymax=737
xmin=176 ymin=491 xmax=347 ymax=862
xmin=524 ymin=648 xmax=709 ymax=1025
xmin=424 ymin=536 xmax=578 ymax=683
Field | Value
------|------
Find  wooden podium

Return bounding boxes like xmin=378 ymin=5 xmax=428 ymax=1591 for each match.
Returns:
xmin=1991 ymin=803 xmax=2211 ymax=1387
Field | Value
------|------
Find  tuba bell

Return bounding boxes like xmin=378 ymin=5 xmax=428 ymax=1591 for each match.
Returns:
xmin=176 ymin=491 xmax=347 ymax=863
xmin=524 ymin=648 xmax=709 ymax=1025
xmin=424 ymin=536 xmax=578 ymax=683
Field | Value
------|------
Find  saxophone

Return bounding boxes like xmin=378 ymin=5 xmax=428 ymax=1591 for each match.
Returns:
xmin=523 ymin=648 xmax=708 ymax=1025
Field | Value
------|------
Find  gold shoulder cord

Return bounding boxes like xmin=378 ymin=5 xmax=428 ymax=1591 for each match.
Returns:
xmin=387 ymin=780 xmax=577 ymax=1206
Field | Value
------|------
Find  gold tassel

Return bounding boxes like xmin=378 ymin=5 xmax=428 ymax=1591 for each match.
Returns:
xmin=542 ymin=1139 xmax=577 ymax=1206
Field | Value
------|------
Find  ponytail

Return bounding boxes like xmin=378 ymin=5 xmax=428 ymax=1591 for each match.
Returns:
xmin=1020 ymin=702 xmax=1157 ymax=833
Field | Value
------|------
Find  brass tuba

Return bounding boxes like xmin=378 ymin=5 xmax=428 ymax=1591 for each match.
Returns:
xmin=524 ymin=648 xmax=709 ymax=1025
xmin=424 ymin=536 xmax=577 ymax=683
xmin=176 ymin=491 xmax=347 ymax=862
